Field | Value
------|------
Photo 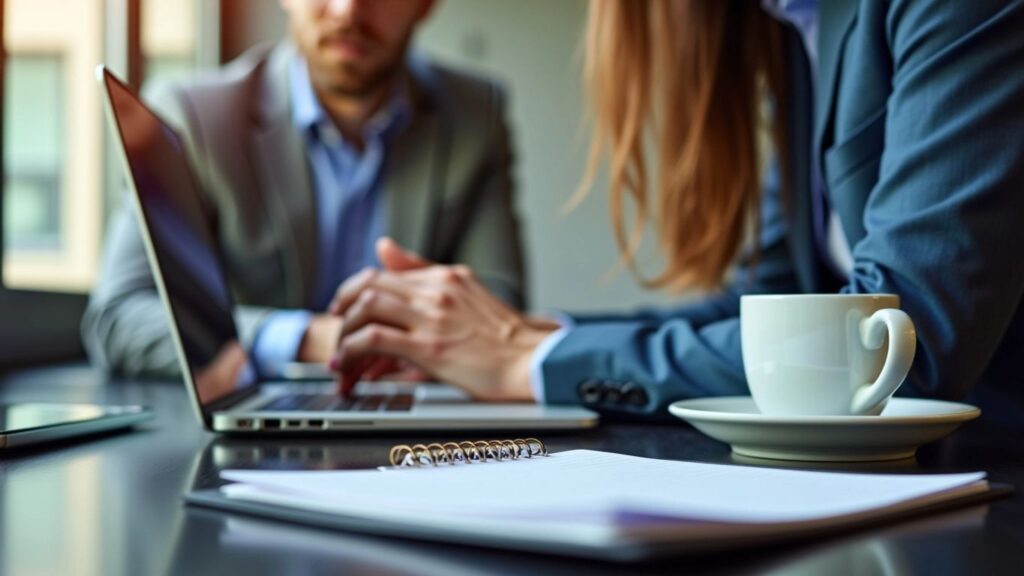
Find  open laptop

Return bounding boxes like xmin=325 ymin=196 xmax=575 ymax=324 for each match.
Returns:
xmin=97 ymin=66 xmax=597 ymax=433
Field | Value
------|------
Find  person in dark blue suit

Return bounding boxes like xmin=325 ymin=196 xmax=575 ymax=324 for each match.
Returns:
xmin=326 ymin=0 xmax=1024 ymax=425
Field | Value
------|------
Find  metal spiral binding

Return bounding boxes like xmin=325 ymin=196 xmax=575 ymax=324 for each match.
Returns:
xmin=388 ymin=438 xmax=548 ymax=468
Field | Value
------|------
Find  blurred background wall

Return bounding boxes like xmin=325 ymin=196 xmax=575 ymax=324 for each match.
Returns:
xmin=221 ymin=0 xmax=677 ymax=314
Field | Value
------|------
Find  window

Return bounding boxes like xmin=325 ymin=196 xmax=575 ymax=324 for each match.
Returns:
xmin=4 ymin=55 xmax=64 ymax=252
xmin=2 ymin=0 xmax=105 ymax=292
xmin=0 ymin=0 xmax=217 ymax=366
xmin=1 ymin=0 xmax=207 ymax=294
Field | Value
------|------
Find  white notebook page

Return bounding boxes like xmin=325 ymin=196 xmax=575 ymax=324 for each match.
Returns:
xmin=221 ymin=450 xmax=985 ymax=524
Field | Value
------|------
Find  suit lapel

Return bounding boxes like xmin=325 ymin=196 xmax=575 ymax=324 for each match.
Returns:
xmin=815 ymin=0 xmax=859 ymax=157
xmin=385 ymin=59 xmax=447 ymax=258
xmin=783 ymin=22 xmax=820 ymax=293
xmin=384 ymin=113 xmax=442 ymax=256
xmin=248 ymin=44 xmax=317 ymax=306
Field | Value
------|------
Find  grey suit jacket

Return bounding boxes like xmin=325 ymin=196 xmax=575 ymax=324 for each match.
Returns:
xmin=541 ymin=0 xmax=1024 ymax=426
xmin=83 ymin=43 xmax=526 ymax=378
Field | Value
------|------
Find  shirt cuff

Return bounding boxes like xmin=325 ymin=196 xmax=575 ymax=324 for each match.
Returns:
xmin=251 ymin=310 xmax=313 ymax=378
xmin=529 ymin=313 xmax=575 ymax=404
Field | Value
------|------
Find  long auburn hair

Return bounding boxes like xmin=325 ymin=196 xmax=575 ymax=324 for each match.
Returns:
xmin=579 ymin=0 xmax=788 ymax=291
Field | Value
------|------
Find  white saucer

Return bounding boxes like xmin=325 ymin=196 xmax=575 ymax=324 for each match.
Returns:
xmin=668 ymin=396 xmax=980 ymax=462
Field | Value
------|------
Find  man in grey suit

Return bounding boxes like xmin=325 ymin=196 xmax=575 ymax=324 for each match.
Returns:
xmin=83 ymin=0 xmax=525 ymax=378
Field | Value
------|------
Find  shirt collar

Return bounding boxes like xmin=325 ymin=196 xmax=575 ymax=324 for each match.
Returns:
xmin=289 ymin=56 xmax=411 ymax=144
xmin=762 ymin=0 xmax=819 ymax=66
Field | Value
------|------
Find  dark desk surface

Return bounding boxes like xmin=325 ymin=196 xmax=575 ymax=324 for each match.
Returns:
xmin=0 ymin=365 xmax=1021 ymax=575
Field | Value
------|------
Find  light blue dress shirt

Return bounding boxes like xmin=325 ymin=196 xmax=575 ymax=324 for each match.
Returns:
xmin=763 ymin=0 xmax=819 ymax=64
xmin=251 ymin=57 xmax=410 ymax=377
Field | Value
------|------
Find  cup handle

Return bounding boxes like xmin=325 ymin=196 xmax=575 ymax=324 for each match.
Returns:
xmin=850 ymin=308 xmax=917 ymax=415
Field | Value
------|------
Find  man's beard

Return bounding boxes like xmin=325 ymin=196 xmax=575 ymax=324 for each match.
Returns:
xmin=318 ymin=57 xmax=400 ymax=99
xmin=313 ymin=23 xmax=410 ymax=99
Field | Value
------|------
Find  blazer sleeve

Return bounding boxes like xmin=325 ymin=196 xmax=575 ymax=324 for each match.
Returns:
xmin=81 ymin=204 xmax=181 ymax=378
xmin=539 ymin=164 xmax=801 ymax=417
xmin=841 ymin=0 xmax=1024 ymax=401
xmin=445 ymin=83 xmax=527 ymax=310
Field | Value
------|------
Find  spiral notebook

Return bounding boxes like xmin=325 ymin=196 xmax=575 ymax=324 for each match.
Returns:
xmin=186 ymin=439 xmax=1006 ymax=562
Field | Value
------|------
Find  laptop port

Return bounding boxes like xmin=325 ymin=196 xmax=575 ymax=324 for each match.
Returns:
xmin=307 ymin=419 xmax=324 ymax=428
xmin=235 ymin=418 xmax=253 ymax=429
xmin=263 ymin=418 xmax=281 ymax=430
xmin=286 ymin=420 xmax=302 ymax=428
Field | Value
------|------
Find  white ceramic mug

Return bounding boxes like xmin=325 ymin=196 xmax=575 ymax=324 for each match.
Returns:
xmin=740 ymin=294 xmax=916 ymax=416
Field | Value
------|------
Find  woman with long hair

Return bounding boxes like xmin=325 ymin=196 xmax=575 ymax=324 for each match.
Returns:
xmin=327 ymin=0 xmax=1024 ymax=423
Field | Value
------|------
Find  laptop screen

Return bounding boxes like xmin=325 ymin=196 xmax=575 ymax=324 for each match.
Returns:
xmin=101 ymin=68 xmax=258 ymax=416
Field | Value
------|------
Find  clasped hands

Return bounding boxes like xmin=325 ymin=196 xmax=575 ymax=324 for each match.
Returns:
xmin=314 ymin=237 xmax=557 ymax=401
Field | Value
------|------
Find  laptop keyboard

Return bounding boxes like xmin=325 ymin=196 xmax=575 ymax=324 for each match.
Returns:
xmin=260 ymin=393 xmax=415 ymax=413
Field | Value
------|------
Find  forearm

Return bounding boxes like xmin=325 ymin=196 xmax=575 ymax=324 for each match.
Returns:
xmin=81 ymin=293 xmax=182 ymax=379
xmin=537 ymin=316 xmax=747 ymax=419
xmin=246 ymin=308 xmax=344 ymax=378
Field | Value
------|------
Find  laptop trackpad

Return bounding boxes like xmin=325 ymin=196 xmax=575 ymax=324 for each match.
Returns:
xmin=414 ymin=383 xmax=471 ymax=404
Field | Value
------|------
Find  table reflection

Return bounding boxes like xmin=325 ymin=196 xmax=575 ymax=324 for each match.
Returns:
xmin=0 ymin=427 xmax=200 ymax=576
xmin=730 ymin=453 xmax=923 ymax=473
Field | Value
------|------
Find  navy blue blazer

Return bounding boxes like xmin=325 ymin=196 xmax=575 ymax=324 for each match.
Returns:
xmin=540 ymin=0 xmax=1024 ymax=425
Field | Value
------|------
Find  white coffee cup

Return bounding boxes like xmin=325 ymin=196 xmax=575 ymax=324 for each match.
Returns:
xmin=740 ymin=294 xmax=916 ymax=416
